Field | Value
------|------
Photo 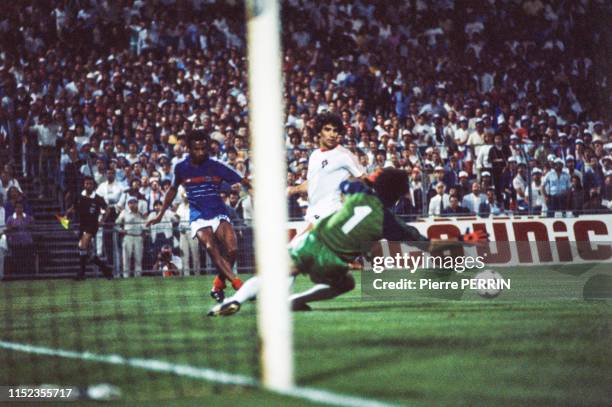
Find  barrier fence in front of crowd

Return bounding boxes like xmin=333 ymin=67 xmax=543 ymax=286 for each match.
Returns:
xmin=1 ymin=209 xmax=611 ymax=280
xmin=0 ymin=221 xmax=255 ymax=280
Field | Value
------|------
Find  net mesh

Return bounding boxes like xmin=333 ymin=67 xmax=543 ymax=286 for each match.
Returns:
xmin=0 ymin=222 xmax=259 ymax=401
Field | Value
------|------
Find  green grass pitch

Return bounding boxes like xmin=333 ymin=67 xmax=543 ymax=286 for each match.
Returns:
xmin=0 ymin=271 xmax=610 ymax=406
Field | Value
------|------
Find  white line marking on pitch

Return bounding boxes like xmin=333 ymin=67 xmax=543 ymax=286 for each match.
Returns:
xmin=0 ymin=340 xmax=402 ymax=407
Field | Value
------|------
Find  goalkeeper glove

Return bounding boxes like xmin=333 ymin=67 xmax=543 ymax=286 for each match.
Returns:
xmin=459 ymin=228 xmax=488 ymax=243
xmin=365 ymin=169 xmax=383 ymax=185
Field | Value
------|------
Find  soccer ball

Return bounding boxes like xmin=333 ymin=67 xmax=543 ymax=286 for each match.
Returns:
xmin=473 ymin=269 xmax=503 ymax=299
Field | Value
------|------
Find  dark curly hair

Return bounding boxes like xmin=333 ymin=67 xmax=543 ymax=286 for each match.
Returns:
xmin=188 ymin=129 xmax=210 ymax=148
xmin=315 ymin=112 xmax=344 ymax=135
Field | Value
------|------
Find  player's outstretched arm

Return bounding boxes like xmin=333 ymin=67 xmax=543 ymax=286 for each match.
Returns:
xmin=428 ymin=229 xmax=488 ymax=252
xmin=146 ymin=186 xmax=177 ymax=227
xmin=384 ymin=211 xmax=487 ymax=253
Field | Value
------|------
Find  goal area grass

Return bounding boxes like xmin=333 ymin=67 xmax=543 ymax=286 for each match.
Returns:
xmin=0 ymin=270 xmax=610 ymax=406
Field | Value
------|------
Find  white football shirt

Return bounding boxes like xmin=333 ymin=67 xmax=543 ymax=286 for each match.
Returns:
xmin=305 ymin=145 xmax=365 ymax=222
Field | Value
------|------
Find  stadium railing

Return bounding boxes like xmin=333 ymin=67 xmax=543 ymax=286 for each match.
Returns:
xmin=0 ymin=221 xmax=255 ymax=280
xmin=2 ymin=208 xmax=611 ymax=280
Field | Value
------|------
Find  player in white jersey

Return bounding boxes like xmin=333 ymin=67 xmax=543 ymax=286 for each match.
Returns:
xmin=288 ymin=113 xmax=366 ymax=225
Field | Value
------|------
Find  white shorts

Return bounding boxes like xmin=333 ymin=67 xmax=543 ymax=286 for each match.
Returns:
xmin=288 ymin=227 xmax=310 ymax=250
xmin=190 ymin=215 xmax=231 ymax=238
xmin=304 ymin=200 xmax=342 ymax=224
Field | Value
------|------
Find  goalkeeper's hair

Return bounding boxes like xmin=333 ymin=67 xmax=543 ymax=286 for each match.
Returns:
xmin=188 ymin=129 xmax=210 ymax=148
xmin=374 ymin=169 xmax=409 ymax=208
xmin=315 ymin=112 xmax=345 ymax=135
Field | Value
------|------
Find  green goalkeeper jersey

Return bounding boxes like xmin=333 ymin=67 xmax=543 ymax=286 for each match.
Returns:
xmin=315 ymin=192 xmax=384 ymax=261
xmin=313 ymin=182 xmax=428 ymax=262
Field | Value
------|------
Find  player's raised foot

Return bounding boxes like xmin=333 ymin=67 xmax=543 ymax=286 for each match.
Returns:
xmin=207 ymin=300 xmax=241 ymax=317
xmin=210 ymin=289 xmax=225 ymax=303
xmin=291 ymin=301 xmax=312 ymax=312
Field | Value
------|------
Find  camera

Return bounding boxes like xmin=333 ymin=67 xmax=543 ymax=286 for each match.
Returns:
xmin=158 ymin=251 xmax=171 ymax=263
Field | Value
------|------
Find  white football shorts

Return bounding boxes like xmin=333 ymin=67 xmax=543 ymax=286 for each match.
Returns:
xmin=190 ymin=215 xmax=231 ymax=238
xmin=304 ymin=199 xmax=342 ymax=224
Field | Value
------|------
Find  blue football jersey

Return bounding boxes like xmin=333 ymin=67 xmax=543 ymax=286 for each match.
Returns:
xmin=172 ymin=156 xmax=243 ymax=221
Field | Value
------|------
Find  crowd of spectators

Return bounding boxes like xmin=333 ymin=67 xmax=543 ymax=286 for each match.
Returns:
xmin=280 ymin=0 xmax=612 ymax=218
xmin=0 ymin=0 xmax=610 ymax=252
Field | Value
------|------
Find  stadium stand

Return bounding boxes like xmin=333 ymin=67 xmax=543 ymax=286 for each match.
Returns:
xmin=0 ymin=0 xmax=610 ymax=278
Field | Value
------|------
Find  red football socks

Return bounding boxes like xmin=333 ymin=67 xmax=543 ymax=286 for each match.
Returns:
xmin=212 ymin=276 xmax=226 ymax=291
xmin=231 ymin=278 xmax=243 ymax=290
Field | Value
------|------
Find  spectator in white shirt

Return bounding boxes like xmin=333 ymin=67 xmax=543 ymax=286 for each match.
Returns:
xmin=509 ymin=135 xmax=527 ymax=164
xmin=146 ymin=200 xmax=175 ymax=258
xmin=475 ymin=132 xmax=494 ymax=178
xmin=513 ymin=164 xmax=528 ymax=210
xmin=479 ymin=188 xmax=503 ymax=217
xmin=563 ymin=156 xmax=582 ymax=183
xmin=117 ymin=179 xmax=148 ymax=215
xmin=96 ymin=168 xmax=124 ymax=210
xmin=466 ymin=119 xmax=486 ymax=155
xmin=526 ymin=168 xmax=546 ymax=215
xmin=454 ymin=116 xmax=469 ymax=153
xmin=145 ymin=178 xmax=165 ymax=212
xmin=95 ymin=168 xmax=125 ymax=257
xmin=29 ymin=113 xmax=61 ymax=197
xmin=541 ymin=158 xmax=571 ymax=216
xmin=116 ymin=197 xmax=147 ymax=278
xmin=0 ymin=170 xmax=22 ymax=204
xmin=429 ymin=182 xmax=450 ymax=216
xmin=462 ymin=182 xmax=486 ymax=214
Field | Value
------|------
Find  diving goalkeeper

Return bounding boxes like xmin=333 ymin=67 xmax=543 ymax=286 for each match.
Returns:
xmin=209 ymin=168 xmax=487 ymax=316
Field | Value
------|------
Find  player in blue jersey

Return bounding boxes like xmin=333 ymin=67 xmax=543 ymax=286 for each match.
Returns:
xmin=147 ymin=130 xmax=250 ymax=301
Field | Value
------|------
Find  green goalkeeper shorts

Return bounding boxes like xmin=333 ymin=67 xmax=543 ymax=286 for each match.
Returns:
xmin=289 ymin=231 xmax=349 ymax=285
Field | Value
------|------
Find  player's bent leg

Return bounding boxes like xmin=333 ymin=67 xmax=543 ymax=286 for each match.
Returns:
xmin=335 ymin=273 xmax=356 ymax=294
xmin=196 ymin=227 xmax=234 ymax=278
xmin=215 ymin=220 xmax=242 ymax=290
xmin=208 ymin=275 xmax=296 ymax=316
xmin=196 ymin=227 xmax=241 ymax=287
xmin=197 ymin=227 xmax=235 ymax=302
xmin=290 ymin=274 xmax=355 ymax=311
xmin=215 ymin=220 xmax=238 ymax=266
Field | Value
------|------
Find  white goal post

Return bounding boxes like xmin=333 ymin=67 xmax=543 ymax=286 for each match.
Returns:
xmin=245 ymin=0 xmax=294 ymax=391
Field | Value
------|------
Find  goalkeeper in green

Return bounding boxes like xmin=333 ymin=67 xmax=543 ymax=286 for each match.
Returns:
xmin=208 ymin=168 xmax=487 ymax=316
